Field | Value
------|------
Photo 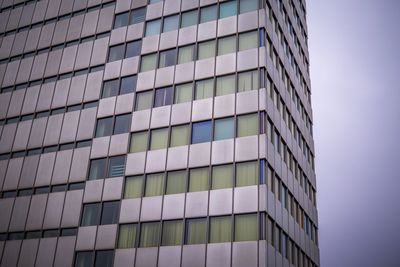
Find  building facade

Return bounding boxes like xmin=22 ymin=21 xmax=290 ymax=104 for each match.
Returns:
xmin=0 ymin=0 xmax=319 ymax=266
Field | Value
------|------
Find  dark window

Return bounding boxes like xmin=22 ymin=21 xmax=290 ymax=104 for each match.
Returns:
xmin=108 ymin=44 xmax=125 ymax=62
xmin=120 ymin=75 xmax=137 ymax=94
xmin=81 ymin=203 xmax=101 ymax=226
xmin=101 ymin=201 xmax=120 ymax=225
xmin=159 ymin=49 xmax=177 ymax=68
xmin=43 ymin=229 xmax=59 ymax=238
xmin=130 ymin=7 xmax=146 ymax=24
xmin=126 ymin=40 xmax=141 ymax=58
xmin=26 ymin=231 xmax=41 ymax=239
xmin=95 ymin=250 xmax=114 ymax=267
xmin=154 ymin=87 xmax=173 ymax=107
xmin=95 ymin=117 xmax=113 ymax=137
xmin=192 ymin=120 xmax=212 ymax=144
xmin=108 ymin=156 xmax=126 ymax=177
xmin=89 ymin=158 xmax=107 ymax=180
xmin=102 ymin=79 xmax=119 ymax=98
xmin=200 ymin=5 xmax=217 ymax=23
xmin=75 ymin=251 xmax=94 ymax=267
xmin=114 ymin=12 xmax=129 ymax=28
xmin=114 ymin=114 xmax=132 ymax=135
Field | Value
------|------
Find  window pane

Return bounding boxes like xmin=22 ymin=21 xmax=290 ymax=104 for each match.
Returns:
xmin=181 ymin=10 xmax=198 ymax=28
xmin=235 ymin=214 xmax=257 ymax=241
xmin=237 ymin=113 xmax=258 ymax=137
xmin=163 ymin=15 xmax=179 ymax=32
xmin=162 ymin=220 xmax=183 ymax=246
xmin=140 ymin=54 xmax=157 ymax=72
xmin=130 ymin=7 xmax=146 ymax=24
xmin=150 ymin=128 xmax=168 ymax=150
xmin=239 ymin=31 xmax=258 ymax=51
xmin=89 ymin=158 xmax=107 ymax=180
xmin=81 ymin=203 xmax=101 ymax=226
xmin=95 ymin=117 xmax=113 ymax=137
xmin=126 ymin=40 xmax=142 ymax=58
xmin=239 ymin=0 xmax=258 ymax=14
xmin=140 ymin=222 xmax=160 ymax=247
xmin=145 ymin=19 xmax=161 ymax=36
xmin=216 ymin=74 xmax=235 ymax=96
xmin=120 ymin=75 xmax=137 ymax=94
xmin=236 ymin=161 xmax=258 ymax=187
xmin=101 ymin=201 xmax=120 ymax=225
xmin=124 ymin=176 xmax=144 ymax=198
xmin=212 ymin=164 xmax=233 ymax=189
xmin=209 ymin=216 xmax=232 ymax=243
xmin=174 ymin=83 xmax=192 ymax=103
xmin=145 ymin=173 xmax=165 ymax=197
xmin=200 ymin=5 xmax=217 ymax=23
xmin=214 ymin=117 xmax=234 ymax=140
xmin=118 ymin=224 xmax=137 ymax=248
xmin=154 ymin=87 xmax=173 ymax=107
xmin=75 ymin=252 xmax=94 ymax=267
xmin=195 ymin=79 xmax=213 ymax=100
xmin=130 ymin=131 xmax=148 ymax=153
xmin=102 ymin=79 xmax=119 ymax=98
xmin=159 ymin=49 xmax=176 ymax=68
xmin=108 ymin=44 xmax=125 ymax=62
xmin=166 ymin=170 xmax=186 ymax=194
xmin=219 ymin=0 xmax=237 ymax=19
xmin=189 ymin=167 xmax=209 ymax=192
xmin=198 ymin=40 xmax=216 ymax=59
xmin=170 ymin=124 xmax=190 ymax=147
xmin=108 ymin=156 xmax=126 ymax=177
xmin=149 ymin=0 xmax=162 ymax=3
xmin=238 ymin=70 xmax=258 ymax=92
xmin=186 ymin=218 xmax=206 ymax=244
xmin=178 ymin=45 xmax=195 ymax=64
xmin=114 ymin=12 xmax=129 ymax=28
xmin=95 ymin=250 xmax=114 ymax=267
xmin=218 ymin=35 xmax=236 ymax=55
xmin=114 ymin=114 xmax=132 ymax=134
xmin=192 ymin=120 xmax=212 ymax=144
xmin=135 ymin=91 xmax=153 ymax=111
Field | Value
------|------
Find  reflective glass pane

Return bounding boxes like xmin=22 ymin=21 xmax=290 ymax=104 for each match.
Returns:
xmin=198 ymin=40 xmax=216 ymax=59
xmin=236 ymin=161 xmax=258 ymax=187
xmin=126 ymin=40 xmax=142 ymax=58
xmin=75 ymin=252 xmax=94 ymax=267
xmin=130 ymin=7 xmax=146 ymax=24
xmin=108 ymin=44 xmax=125 ymax=62
xmin=200 ymin=5 xmax=217 ymax=23
xmin=114 ymin=114 xmax=131 ymax=134
xmin=237 ymin=113 xmax=258 ymax=137
xmin=174 ymin=83 xmax=192 ymax=103
xmin=120 ymin=75 xmax=137 ymax=94
xmin=130 ymin=131 xmax=148 ymax=153
xmin=95 ymin=117 xmax=113 ymax=137
xmin=101 ymin=201 xmax=120 ymax=225
xmin=150 ymin=128 xmax=168 ymax=150
xmin=212 ymin=164 xmax=233 ymax=189
xmin=238 ymin=70 xmax=258 ymax=92
xmin=181 ymin=10 xmax=198 ymax=28
xmin=145 ymin=173 xmax=164 ymax=197
xmin=163 ymin=15 xmax=179 ymax=32
xmin=159 ymin=49 xmax=176 ymax=68
xmin=114 ymin=12 xmax=129 ymax=28
xmin=170 ymin=124 xmax=190 ymax=147
xmin=209 ymin=216 xmax=232 ymax=243
xmin=238 ymin=31 xmax=258 ymax=51
xmin=215 ymin=74 xmax=235 ymax=96
xmin=118 ymin=224 xmax=137 ymax=248
xmin=95 ymin=250 xmax=114 ymax=267
xmin=81 ymin=203 xmax=101 ymax=226
xmin=239 ymin=0 xmax=258 ymax=14
xmin=140 ymin=54 xmax=157 ymax=72
xmin=162 ymin=220 xmax=183 ymax=246
xmin=178 ymin=45 xmax=195 ymax=64
xmin=145 ymin=19 xmax=161 ymax=36
xmin=195 ymin=79 xmax=213 ymax=100
xmin=189 ymin=167 xmax=209 ymax=192
xmin=218 ymin=35 xmax=236 ymax=55
xmin=166 ymin=170 xmax=186 ymax=194
xmin=185 ymin=218 xmax=207 ymax=244
xmin=89 ymin=158 xmax=107 ymax=180
xmin=214 ymin=117 xmax=234 ymax=140
xmin=102 ymin=79 xmax=119 ymax=98
xmin=219 ymin=0 xmax=237 ymax=19
xmin=154 ymin=87 xmax=173 ymax=107
xmin=235 ymin=214 xmax=257 ymax=241
xmin=140 ymin=222 xmax=160 ymax=247
xmin=191 ymin=120 xmax=212 ymax=144
xmin=135 ymin=90 xmax=153 ymax=110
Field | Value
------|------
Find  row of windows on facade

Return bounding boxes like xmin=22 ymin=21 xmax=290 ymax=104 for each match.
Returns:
xmin=283 ymin=0 xmax=308 ymax=45
xmin=0 ymin=227 xmax=78 ymax=242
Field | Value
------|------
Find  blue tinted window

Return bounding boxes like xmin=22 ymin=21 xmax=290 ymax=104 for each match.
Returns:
xmin=214 ymin=117 xmax=234 ymax=140
xmin=192 ymin=120 xmax=212 ymax=144
xmin=219 ymin=0 xmax=237 ymax=19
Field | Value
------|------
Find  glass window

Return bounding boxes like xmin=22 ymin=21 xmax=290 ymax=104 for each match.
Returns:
xmin=209 ymin=216 xmax=232 ymax=243
xmin=130 ymin=131 xmax=148 ymax=153
xmin=140 ymin=222 xmax=160 ymax=247
xmin=198 ymin=40 xmax=216 ymax=59
xmin=162 ymin=220 xmax=183 ymax=246
xmin=118 ymin=224 xmax=137 ymax=248
xmin=212 ymin=164 xmax=233 ymax=189
xmin=238 ymin=70 xmax=258 ymax=92
xmin=145 ymin=173 xmax=164 ymax=197
xmin=163 ymin=15 xmax=179 ymax=32
xmin=81 ymin=203 xmax=101 ymax=226
xmin=154 ymin=87 xmax=173 ymax=107
xmin=108 ymin=44 xmax=125 ymax=62
xmin=145 ymin=19 xmax=161 ymax=36
xmin=214 ymin=117 xmax=234 ymax=140
xmin=140 ymin=53 xmax=157 ymax=72
xmin=120 ymin=75 xmax=137 ymax=94
xmin=219 ymin=0 xmax=237 ymax=19
xmin=95 ymin=250 xmax=114 ymax=267
xmin=237 ymin=113 xmax=258 ymax=137
xmin=101 ymin=201 xmax=120 ymax=225
xmin=218 ymin=35 xmax=236 ymax=55
xmin=150 ymin=128 xmax=168 ymax=150
xmin=195 ymin=78 xmax=213 ymax=100
xmin=114 ymin=114 xmax=131 ymax=135
xmin=102 ymin=79 xmax=119 ymax=98
xmin=189 ymin=167 xmax=209 ymax=192
xmin=89 ymin=158 xmax=107 ymax=180
xmin=166 ymin=170 xmax=186 ymax=194
xmin=185 ymin=218 xmax=207 ymax=244
xmin=192 ymin=120 xmax=212 ymax=144
xmin=75 ymin=251 xmax=94 ymax=267
xmin=200 ymin=5 xmax=217 ymax=23
xmin=236 ymin=161 xmax=258 ymax=187
xmin=96 ymin=117 xmax=113 ymax=137
xmin=181 ymin=10 xmax=198 ymax=28
xmin=108 ymin=156 xmax=125 ymax=177
xmin=235 ymin=213 xmax=257 ymax=241
xmin=114 ymin=12 xmax=129 ymax=28
xmin=126 ymin=40 xmax=142 ymax=58
xmin=135 ymin=89 xmax=153 ymax=110
xmin=178 ymin=45 xmax=195 ymax=64
xmin=238 ymin=31 xmax=258 ymax=51
xmin=130 ymin=7 xmax=146 ymax=24
xmin=159 ymin=49 xmax=176 ymax=68
xmin=216 ymin=74 xmax=235 ymax=96
xmin=174 ymin=83 xmax=192 ymax=103
xmin=124 ymin=176 xmax=144 ymax=198
xmin=149 ymin=0 xmax=162 ymax=3
xmin=239 ymin=0 xmax=259 ymax=14
xmin=170 ymin=124 xmax=190 ymax=147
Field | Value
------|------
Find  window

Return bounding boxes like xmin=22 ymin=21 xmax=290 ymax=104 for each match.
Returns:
xmin=209 ymin=216 xmax=232 ymax=243
xmin=218 ymin=35 xmax=236 ymax=55
xmin=154 ymin=87 xmax=173 ymax=107
xmin=89 ymin=156 xmax=126 ymax=180
xmin=239 ymin=31 xmax=258 ymax=51
xmin=75 ymin=251 xmax=94 ymax=267
xmin=124 ymin=176 xmax=144 ymax=198
xmin=135 ymin=90 xmax=153 ymax=110
xmin=239 ymin=0 xmax=258 ymax=14
xmin=150 ymin=128 xmax=168 ymax=150
xmin=108 ymin=44 xmax=125 ymax=62
xmin=192 ymin=120 xmax=212 ymax=144
xmin=219 ymin=0 xmax=237 ymax=19
xmin=174 ymin=83 xmax=192 ymax=103
xmin=88 ymin=158 xmax=107 ymax=180
xmin=130 ymin=8 xmax=146 ymax=24
xmin=235 ymin=213 xmax=257 ymax=241
xmin=102 ymin=79 xmax=119 ymax=98
xmin=81 ymin=203 xmax=101 ymax=226
xmin=118 ymin=224 xmax=137 ymax=248
xmin=236 ymin=161 xmax=258 ymax=187
xmin=198 ymin=40 xmax=216 ymax=60
xmin=96 ymin=114 xmax=131 ymax=137
xmin=130 ymin=131 xmax=148 ymax=152
xmin=237 ymin=113 xmax=258 ymax=137
xmin=195 ymin=78 xmax=213 ymax=99
xmin=212 ymin=164 xmax=233 ymax=189
xmin=189 ymin=167 xmax=209 ymax=192
xmin=163 ymin=15 xmax=179 ymax=32
xmin=200 ymin=5 xmax=217 ymax=23
xmin=145 ymin=19 xmax=161 ymax=36
xmin=114 ymin=114 xmax=132 ymax=135
xmin=145 ymin=173 xmax=164 ymax=196
xmin=140 ymin=53 xmax=157 ymax=72
xmin=162 ymin=220 xmax=183 ymax=246
xmin=178 ymin=45 xmax=195 ymax=64
xmin=95 ymin=117 xmax=113 ymax=137
xmin=214 ymin=117 xmax=234 ymax=140
xmin=181 ymin=10 xmax=198 ymax=28
xmin=100 ymin=201 xmax=120 ymax=225
xmin=139 ymin=222 xmax=161 ymax=248
xmin=166 ymin=170 xmax=186 ymax=194
xmin=81 ymin=202 xmax=120 ymax=226
xmin=120 ymin=75 xmax=137 ymax=94
xmin=159 ymin=49 xmax=177 ymax=68
xmin=149 ymin=0 xmax=162 ymax=3
xmin=170 ymin=124 xmax=190 ymax=147
xmin=114 ymin=12 xmax=129 ymax=29
xmin=108 ymin=156 xmax=126 ymax=177
xmin=238 ymin=70 xmax=258 ymax=92
xmin=126 ymin=40 xmax=142 ymax=58
xmin=95 ymin=250 xmax=114 ymax=267
xmin=216 ymin=74 xmax=235 ymax=96
xmin=185 ymin=218 xmax=207 ymax=244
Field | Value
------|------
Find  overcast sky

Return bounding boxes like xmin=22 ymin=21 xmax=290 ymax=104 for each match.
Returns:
xmin=307 ymin=1 xmax=400 ymax=266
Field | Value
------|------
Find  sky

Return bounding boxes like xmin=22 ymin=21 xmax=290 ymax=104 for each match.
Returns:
xmin=307 ymin=1 xmax=400 ymax=266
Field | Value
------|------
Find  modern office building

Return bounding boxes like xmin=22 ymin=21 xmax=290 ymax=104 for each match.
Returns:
xmin=0 ymin=0 xmax=318 ymax=266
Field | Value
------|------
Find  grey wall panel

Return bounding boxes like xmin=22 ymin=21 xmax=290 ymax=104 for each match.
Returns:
xmin=16 ymin=57 xmax=34 ymax=84
xmin=43 ymin=114 xmax=63 ymax=146
xmin=26 ymin=194 xmax=47 ymax=230
xmin=6 ymin=7 xmax=23 ymax=31
xmin=66 ymin=14 xmax=84 ymax=42
xmin=59 ymin=45 xmax=78 ymax=74
xmin=53 ymin=236 xmax=76 ymax=267
xmin=13 ymin=120 xmax=32 ymax=151
xmin=69 ymin=147 xmax=90 ymax=182
xmin=9 ymin=196 xmax=30 ymax=232
xmin=21 ymin=85 xmax=40 ymax=115
xmin=182 ymin=244 xmax=206 ymax=267
xmin=61 ymin=189 xmax=83 ymax=227
xmin=30 ymin=53 xmax=48 ymax=81
xmin=76 ymin=107 xmax=96 ymax=140
xmin=3 ymin=157 xmax=23 ymax=191
xmin=75 ymin=41 xmax=93 ymax=70
xmin=81 ymin=10 xmax=99 ymax=38
xmin=38 ymin=23 xmax=56 ymax=50
xmin=35 ymin=238 xmax=57 ymax=267
xmin=10 ymin=31 xmax=28 ymax=57
xmin=43 ymin=192 xmax=65 ymax=229
xmin=24 ymin=27 xmax=41 ymax=53
xmin=44 ymin=49 xmax=63 ymax=77
xmin=35 ymin=152 xmax=56 ymax=187
xmin=52 ymin=150 xmax=73 ymax=185
xmin=7 ymin=88 xmax=25 ymax=118
xmin=51 ymin=78 xmax=70 ymax=108
xmin=45 ymin=0 xmax=61 ymax=19
xmin=95 ymin=224 xmax=117 ymax=249
xmin=27 ymin=117 xmax=47 ymax=149
xmin=60 ymin=110 xmax=80 ymax=143
xmin=36 ymin=82 xmax=55 ymax=111
xmin=96 ymin=5 xmax=115 ymax=33
xmin=1 ymin=240 xmax=21 ymax=267
xmin=31 ymin=0 xmax=48 ymax=24
xmin=17 ymin=239 xmax=39 ymax=267
xmin=59 ymin=0 xmax=74 ymax=15
xmin=0 ymin=92 xmax=11 ymax=120
xmin=90 ymin=37 xmax=109 ymax=66
xmin=67 ymin=74 xmax=87 ymax=105
xmin=0 ymin=10 xmax=10 ymax=33
xmin=73 ymin=0 xmax=88 ymax=12
xmin=18 ymin=3 xmax=35 ymax=28
xmin=0 ymin=35 xmax=14 ymax=59
xmin=19 ymin=155 xmax=40 ymax=189
xmin=83 ymin=71 xmax=102 ymax=101
xmin=0 ymin=160 xmax=7 ymax=191
xmin=0 ymin=198 xmax=13 ymax=232
xmin=232 ymin=241 xmax=257 ymax=267
xmin=52 ymin=19 xmax=69 ymax=46
xmin=0 ymin=123 xmax=17 ymax=153
xmin=3 ymin=60 xmax=19 ymax=87
xmin=0 ymin=64 xmax=7 ymax=91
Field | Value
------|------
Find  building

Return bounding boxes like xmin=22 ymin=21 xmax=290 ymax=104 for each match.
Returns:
xmin=0 ymin=0 xmax=319 ymax=266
